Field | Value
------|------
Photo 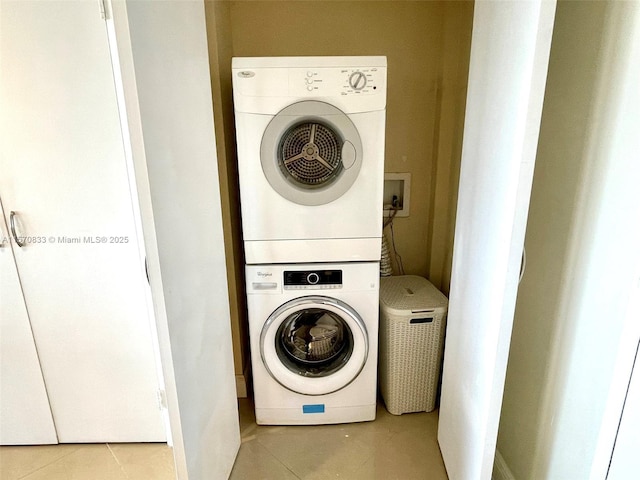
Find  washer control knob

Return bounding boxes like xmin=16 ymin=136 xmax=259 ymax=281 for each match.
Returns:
xmin=349 ymin=71 xmax=367 ymax=90
xmin=306 ymin=272 xmax=320 ymax=285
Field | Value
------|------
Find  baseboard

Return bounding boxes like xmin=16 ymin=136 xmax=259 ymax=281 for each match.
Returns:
xmin=493 ymin=450 xmax=516 ymax=480
xmin=235 ymin=363 xmax=251 ymax=398
xmin=235 ymin=374 xmax=248 ymax=398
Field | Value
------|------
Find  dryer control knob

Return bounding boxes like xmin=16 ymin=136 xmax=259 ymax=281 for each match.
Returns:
xmin=349 ymin=71 xmax=367 ymax=90
xmin=306 ymin=272 xmax=320 ymax=285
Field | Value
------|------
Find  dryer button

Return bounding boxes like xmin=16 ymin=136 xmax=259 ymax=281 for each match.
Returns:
xmin=342 ymin=141 xmax=357 ymax=169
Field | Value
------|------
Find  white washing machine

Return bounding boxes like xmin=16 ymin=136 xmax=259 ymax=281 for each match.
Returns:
xmin=232 ymin=56 xmax=387 ymax=264
xmin=246 ymin=262 xmax=379 ymax=425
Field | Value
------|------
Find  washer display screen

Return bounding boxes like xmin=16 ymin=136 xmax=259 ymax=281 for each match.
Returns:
xmin=284 ymin=270 xmax=342 ymax=287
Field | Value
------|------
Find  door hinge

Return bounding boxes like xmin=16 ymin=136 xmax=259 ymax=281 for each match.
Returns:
xmin=98 ymin=0 xmax=108 ymax=20
xmin=157 ymin=389 xmax=168 ymax=411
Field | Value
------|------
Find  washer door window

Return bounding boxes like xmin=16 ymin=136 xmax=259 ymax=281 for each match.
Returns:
xmin=261 ymin=101 xmax=363 ymax=206
xmin=261 ymin=296 xmax=368 ymax=396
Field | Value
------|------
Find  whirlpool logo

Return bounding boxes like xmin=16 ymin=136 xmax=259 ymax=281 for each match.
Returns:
xmin=257 ymin=271 xmax=273 ymax=278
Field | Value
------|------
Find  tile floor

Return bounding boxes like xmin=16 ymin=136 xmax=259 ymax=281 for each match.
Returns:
xmin=0 ymin=442 xmax=175 ymax=480
xmin=230 ymin=398 xmax=448 ymax=480
xmin=0 ymin=399 xmax=448 ymax=480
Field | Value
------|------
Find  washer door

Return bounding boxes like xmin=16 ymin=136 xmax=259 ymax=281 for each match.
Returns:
xmin=260 ymin=101 xmax=363 ymax=206
xmin=260 ymin=296 xmax=368 ymax=396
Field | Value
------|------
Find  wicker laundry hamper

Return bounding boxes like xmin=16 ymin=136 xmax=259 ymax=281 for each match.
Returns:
xmin=379 ymin=275 xmax=448 ymax=415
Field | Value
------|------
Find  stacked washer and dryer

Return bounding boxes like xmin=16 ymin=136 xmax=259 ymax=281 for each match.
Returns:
xmin=232 ymin=56 xmax=387 ymax=425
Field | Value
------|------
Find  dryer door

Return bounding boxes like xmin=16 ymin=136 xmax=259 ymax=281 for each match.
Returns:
xmin=260 ymin=101 xmax=363 ymax=206
xmin=260 ymin=295 xmax=368 ymax=395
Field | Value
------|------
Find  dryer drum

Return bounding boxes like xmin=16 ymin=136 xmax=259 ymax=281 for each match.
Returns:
xmin=278 ymin=122 xmax=343 ymax=187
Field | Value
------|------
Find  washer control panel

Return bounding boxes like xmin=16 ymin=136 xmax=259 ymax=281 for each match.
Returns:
xmin=284 ymin=269 xmax=343 ymax=290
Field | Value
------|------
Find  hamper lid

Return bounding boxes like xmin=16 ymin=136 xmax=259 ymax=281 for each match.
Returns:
xmin=380 ymin=275 xmax=448 ymax=313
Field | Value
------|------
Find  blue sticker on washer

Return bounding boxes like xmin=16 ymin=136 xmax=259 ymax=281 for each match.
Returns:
xmin=302 ymin=404 xmax=325 ymax=414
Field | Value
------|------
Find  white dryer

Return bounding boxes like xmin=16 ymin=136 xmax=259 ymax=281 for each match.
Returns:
xmin=232 ymin=56 xmax=387 ymax=264
xmin=246 ymin=262 xmax=379 ymax=425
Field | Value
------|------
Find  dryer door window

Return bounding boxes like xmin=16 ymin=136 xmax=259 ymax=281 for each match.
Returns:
xmin=261 ymin=296 xmax=368 ymax=396
xmin=261 ymin=101 xmax=363 ymax=206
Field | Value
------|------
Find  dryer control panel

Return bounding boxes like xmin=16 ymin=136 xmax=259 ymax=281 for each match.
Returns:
xmin=233 ymin=56 xmax=387 ymax=114
xmin=234 ymin=66 xmax=385 ymax=98
xmin=292 ymin=67 xmax=385 ymax=97
xmin=284 ymin=269 xmax=343 ymax=290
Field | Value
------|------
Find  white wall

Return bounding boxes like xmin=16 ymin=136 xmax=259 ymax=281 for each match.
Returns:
xmin=496 ymin=1 xmax=640 ymax=478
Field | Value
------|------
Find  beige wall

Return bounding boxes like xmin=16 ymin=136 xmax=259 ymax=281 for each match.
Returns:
xmin=205 ymin=0 xmax=473 ymax=388
xmin=204 ymin=0 xmax=248 ymax=387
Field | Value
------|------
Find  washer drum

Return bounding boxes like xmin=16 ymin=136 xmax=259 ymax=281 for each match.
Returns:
xmin=379 ymin=275 xmax=448 ymax=415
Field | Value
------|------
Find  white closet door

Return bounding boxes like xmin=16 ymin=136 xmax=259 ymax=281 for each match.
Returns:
xmin=437 ymin=1 xmax=556 ymax=479
xmin=0 ymin=1 xmax=164 ymax=442
xmin=608 ymin=352 xmax=640 ymax=479
xmin=110 ymin=0 xmax=241 ymax=477
xmin=0 ymin=198 xmax=57 ymax=445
